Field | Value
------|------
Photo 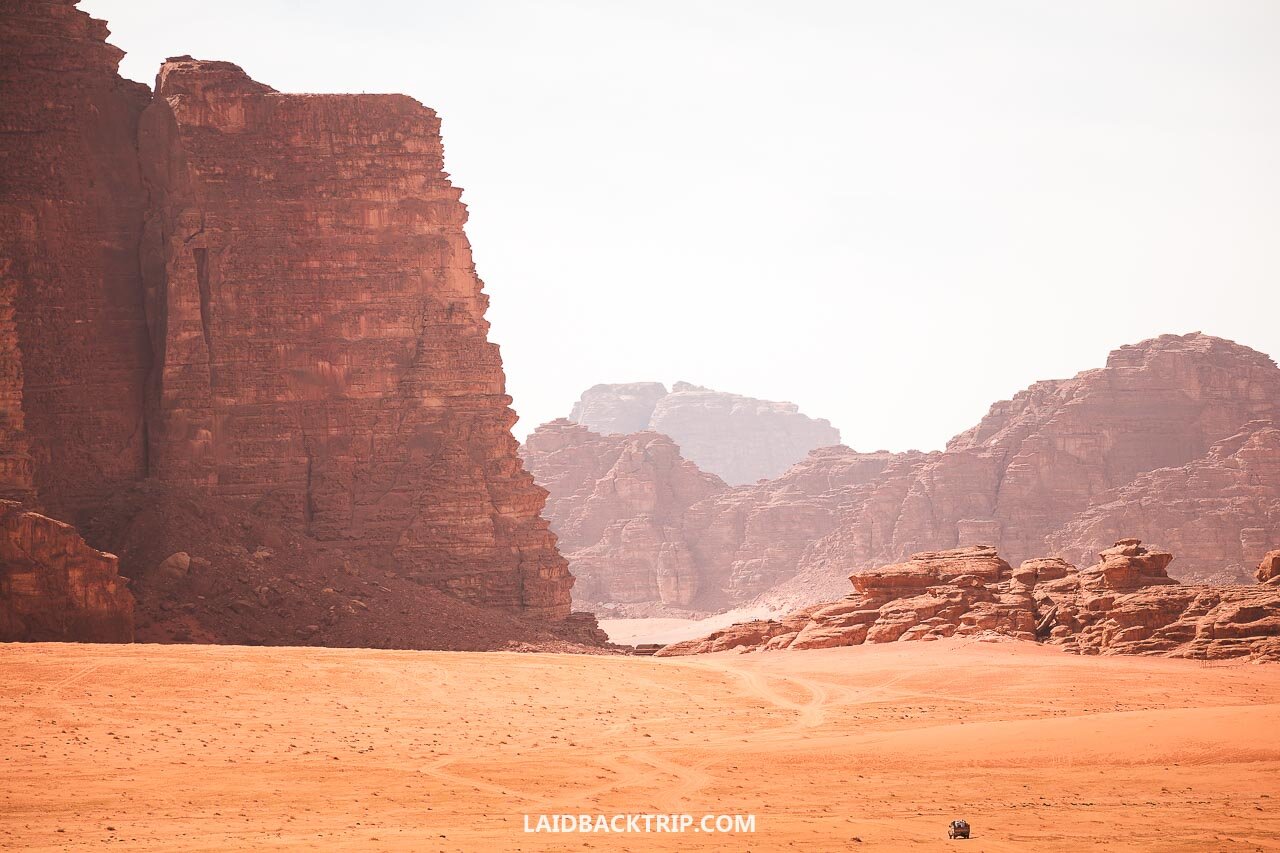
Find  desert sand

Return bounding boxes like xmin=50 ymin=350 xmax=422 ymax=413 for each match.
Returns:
xmin=3 ymin=638 xmax=1279 ymax=851
xmin=599 ymin=607 xmax=779 ymax=646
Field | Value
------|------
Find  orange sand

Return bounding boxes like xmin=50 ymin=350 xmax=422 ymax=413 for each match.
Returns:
xmin=2 ymin=638 xmax=1278 ymax=851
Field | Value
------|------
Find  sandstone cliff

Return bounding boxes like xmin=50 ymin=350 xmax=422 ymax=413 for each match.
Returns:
xmin=1048 ymin=422 xmax=1280 ymax=584
xmin=531 ymin=333 xmax=1280 ymax=615
xmin=522 ymin=419 xmax=900 ymax=612
xmin=0 ymin=0 xmax=152 ymax=517
xmin=769 ymin=333 xmax=1280 ymax=608
xmin=0 ymin=1 xmax=582 ymax=644
xmin=657 ymin=541 xmax=1280 ymax=663
xmin=568 ymin=381 xmax=842 ymax=484
xmin=569 ymin=383 xmax=669 ymax=435
xmin=523 ymin=420 xmax=727 ymax=610
xmin=137 ymin=56 xmax=571 ymax=619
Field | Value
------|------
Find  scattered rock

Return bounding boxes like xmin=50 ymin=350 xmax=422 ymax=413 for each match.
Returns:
xmin=156 ymin=552 xmax=191 ymax=580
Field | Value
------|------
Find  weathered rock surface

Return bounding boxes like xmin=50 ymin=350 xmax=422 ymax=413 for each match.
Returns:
xmin=569 ymin=383 xmax=668 ymax=435
xmin=567 ymin=381 xmax=841 ymax=485
xmin=137 ymin=56 xmax=571 ymax=619
xmin=649 ymin=383 xmax=843 ymax=485
xmin=1258 ymin=550 xmax=1280 ymax=585
xmin=658 ymin=541 xmax=1280 ymax=663
xmin=540 ymin=334 xmax=1280 ymax=614
xmin=75 ymin=484 xmax=606 ymax=651
xmin=522 ymin=420 xmax=725 ymax=608
xmin=0 ymin=500 xmax=132 ymax=642
xmin=1048 ymin=423 xmax=1280 ymax=584
xmin=769 ymin=333 xmax=1280 ymax=609
xmin=0 ymin=0 xmax=152 ymax=517
xmin=0 ymin=2 xmax=586 ymax=644
xmin=522 ymin=419 xmax=898 ymax=612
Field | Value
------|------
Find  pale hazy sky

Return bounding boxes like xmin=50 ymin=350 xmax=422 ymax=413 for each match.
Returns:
xmin=83 ymin=0 xmax=1280 ymax=450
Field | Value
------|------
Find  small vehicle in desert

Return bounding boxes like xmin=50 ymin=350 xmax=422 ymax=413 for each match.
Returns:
xmin=948 ymin=819 xmax=970 ymax=839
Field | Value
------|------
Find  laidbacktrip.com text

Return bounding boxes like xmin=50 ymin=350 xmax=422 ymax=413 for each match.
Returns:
xmin=524 ymin=814 xmax=756 ymax=834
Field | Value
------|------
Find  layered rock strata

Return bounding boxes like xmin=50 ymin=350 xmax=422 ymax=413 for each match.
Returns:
xmin=535 ymin=334 xmax=1280 ymax=614
xmin=1049 ymin=423 xmax=1280 ymax=584
xmin=0 ymin=2 xmax=578 ymax=641
xmin=657 ymin=541 xmax=1280 ymax=663
xmin=0 ymin=0 xmax=152 ymax=517
xmin=769 ymin=333 xmax=1280 ymax=607
xmin=0 ymin=500 xmax=132 ymax=642
xmin=523 ymin=421 xmax=727 ymax=608
xmin=569 ymin=383 xmax=668 ymax=435
xmin=522 ymin=419 xmax=897 ymax=612
xmin=137 ymin=56 xmax=570 ymax=618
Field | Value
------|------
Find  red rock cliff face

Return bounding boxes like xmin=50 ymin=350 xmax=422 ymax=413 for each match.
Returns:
xmin=1047 ymin=422 xmax=1280 ymax=584
xmin=522 ymin=419 xmax=900 ymax=613
xmin=0 ymin=2 xmax=575 ymax=639
xmin=569 ymin=383 xmax=669 ymax=435
xmin=136 ymin=58 xmax=571 ymax=619
xmin=523 ymin=420 xmax=726 ymax=608
xmin=774 ymin=333 xmax=1280 ymax=607
xmin=0 ymin=0 xmax=152 ymax=519
xmin=532 ymin=334 xmax=1280 ymax=614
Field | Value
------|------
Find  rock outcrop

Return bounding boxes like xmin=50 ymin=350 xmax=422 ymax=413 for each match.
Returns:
xmin=522 ymin=418 xmax=898 ymax=612
xmin=522 ymin=421 xmax=725 ymax=609
xmin=567 ymin=381 xmax=841 ymax=485
xmin=569 ymin=383 xmax=668 ymax=435
xmin=648 ymin=383 xmax=843 ymax=485
xmin=537 ymin=334 xmax=1280 ymax=614
xmin=0 ymin=500 xmax=132 ymax=642
xmin=770 ymin=333 xmax=1280 ymax=608
xmin=1258 ymin=551 xmax=1280 ymax=585
xmin=0 ymin=1 xmax=583 ymax=643
xmin=1048 ymin=423 xmax=1280 ymax=584
xmin=658 ymin=541 xmax=1280 ymax=663
xmin=136 ymin=56 xmax=571 ymax=619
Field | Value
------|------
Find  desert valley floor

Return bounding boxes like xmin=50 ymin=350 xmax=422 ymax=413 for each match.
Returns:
xmin=3 ymin=640 xmax=1279 ymax=851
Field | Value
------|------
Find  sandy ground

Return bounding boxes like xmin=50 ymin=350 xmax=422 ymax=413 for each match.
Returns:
xmin=599 ymin=607 xmax=776 ymax=645
xmin=2 ymin=639 xmax=1279 ymax=852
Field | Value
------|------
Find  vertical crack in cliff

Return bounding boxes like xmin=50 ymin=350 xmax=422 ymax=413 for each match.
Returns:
xmin=192 ymin=247 xmax=216 ymax=384
xmin=299 ymin=422 xmax=316 ymax=533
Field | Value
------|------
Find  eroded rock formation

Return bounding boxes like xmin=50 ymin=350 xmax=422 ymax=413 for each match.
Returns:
xmin=137 ymin=56 xmax=570 ymax=618
xmin=1049 ymin=423 xmax=1280 ymax=584
xmin=0 ymin=501 xmax=132 ymax=642
xmin=0 ymin=1 xmax=583 ymax=643
xmin=767 ymin=333 xmax=1280 ymax=608
xmin=522 ymin=419 xmax=899 ymax=612
xmin=536 ymin=334 xmax=1280 ymax=615
xmin=567 ymin=381 xmax=841 ymax=484
xmin=1257 ymin=550 xmax=1280 ymax=585
xmin=658 ymin=541 xmax=1280 ymax=662
xmin=521 ymin=420 xmax=725 ymax=609
xmin=569 ymin=383 xmax=668 ymax=435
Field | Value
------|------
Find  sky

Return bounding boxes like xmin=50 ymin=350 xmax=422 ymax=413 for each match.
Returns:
xmin=83 ymin=0 xmax=1280 ymax=450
